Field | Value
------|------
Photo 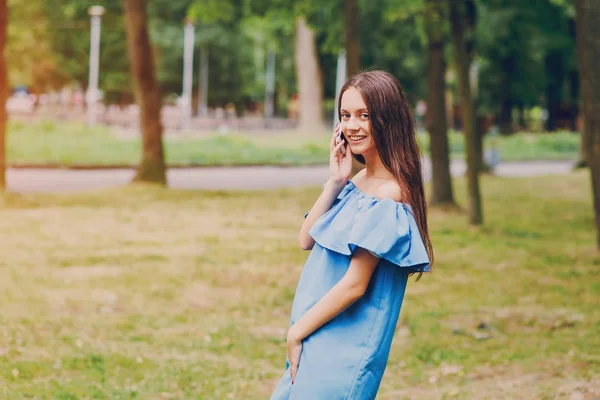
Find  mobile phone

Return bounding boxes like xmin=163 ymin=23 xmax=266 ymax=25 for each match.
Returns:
xmin=337 ymin=130 xmax=347 ymax=154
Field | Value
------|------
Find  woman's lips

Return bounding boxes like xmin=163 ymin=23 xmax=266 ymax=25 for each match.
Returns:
xmin=348 ymin=135 xmax=366 ymax=143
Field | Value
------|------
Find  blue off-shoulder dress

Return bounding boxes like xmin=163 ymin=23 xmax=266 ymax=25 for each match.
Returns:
xmin=270 ymin=180 xmax=431 ymax=400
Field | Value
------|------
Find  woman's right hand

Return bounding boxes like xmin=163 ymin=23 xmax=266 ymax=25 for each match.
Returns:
xmin=329 ymin=124 xmax=353 ymax=186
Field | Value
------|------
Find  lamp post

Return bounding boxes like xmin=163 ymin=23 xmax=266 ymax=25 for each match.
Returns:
xmin=87 ymin=5 xmax=104 ymax=128
xmin=332 ymin=49 xmax=347 ymax=129
xmin=181 ymin=19 xmax=195 ymax=130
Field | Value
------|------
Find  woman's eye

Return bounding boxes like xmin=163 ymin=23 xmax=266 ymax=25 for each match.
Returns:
xmin=361 ymin=113 xmax=369 ymax=119
xmin=341 ymin=114 xmax=350 ymax=119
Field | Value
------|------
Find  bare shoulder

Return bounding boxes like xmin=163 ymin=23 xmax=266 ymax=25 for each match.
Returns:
xmin=351 ymin=168 xmax=367 ymax=183
xmin=373 ymin=180 xmax=402 ymax=202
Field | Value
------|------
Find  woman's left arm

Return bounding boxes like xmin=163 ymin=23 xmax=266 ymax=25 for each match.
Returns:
xmin=287 ymin=248 xmax=379 ymax=381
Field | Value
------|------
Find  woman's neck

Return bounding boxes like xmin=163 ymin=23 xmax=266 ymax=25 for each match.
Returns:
xmin=362 ymin=150 xmax=392 ymax=181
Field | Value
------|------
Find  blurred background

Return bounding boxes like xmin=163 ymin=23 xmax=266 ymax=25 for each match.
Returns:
xmin=0 ymin=0 xmax=589 ymax=171
xmin=0 ymin=0 xmax=598 ymax=399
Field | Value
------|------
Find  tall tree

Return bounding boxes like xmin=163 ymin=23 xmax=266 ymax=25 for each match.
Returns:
xmin=123 ymin=0 xmax=166 ymax=184
xmin=575 ymin=0 xmax=600 ymax=249
xmin=448 ymin=0 xmax=482 ymax=225
xmin=344 ymin=0 xmax=363 ymax=175
xmin=295 ymin=16 xmax=325 ymax=132
xmin=425 ymin=0 xmax=454 ymax=206
xmin=574 ymin=8 xmax=592 ymax=169
xmin=0 ymin=0 xmax=7 ymax=190
xmin=463 ymin=0 xmax=485 ymax=173
xmin=345 ymin=0 xmax=360 ymax=77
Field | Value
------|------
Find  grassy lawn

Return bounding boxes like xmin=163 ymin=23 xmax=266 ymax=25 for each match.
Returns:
xmin=0 ymin=170 xmax=597 ymax=399
xmin=7 ymin=120 xmax=581 ymax=167
xmin=420 ymin=129 xmax=581 ymax=162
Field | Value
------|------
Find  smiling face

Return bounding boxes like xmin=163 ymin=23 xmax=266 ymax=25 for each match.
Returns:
xmin=340 ymin=86 xmax=377 ymax=157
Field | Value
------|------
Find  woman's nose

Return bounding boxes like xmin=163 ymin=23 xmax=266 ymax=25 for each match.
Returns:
xmin=345 ymin=117 xmax=360 ymax=131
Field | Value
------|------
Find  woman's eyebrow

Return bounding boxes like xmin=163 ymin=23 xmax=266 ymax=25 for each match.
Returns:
xmin=340 ymin=108 xmax=369 ymax=113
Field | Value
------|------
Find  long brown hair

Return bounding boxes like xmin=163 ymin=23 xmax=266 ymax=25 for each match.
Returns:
xmin=338 ymin=70 xmax=434 ymax=272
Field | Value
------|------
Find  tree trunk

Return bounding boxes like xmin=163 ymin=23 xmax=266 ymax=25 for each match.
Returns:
xmin=575 ymin=0 xmax=600 ymax=249
xmin=344 ymin=0 xmax=363 ymax=175
xmin=425 ymin=0 xmax=454 ymax=206
xmin=464 ymin=0 xmax=485 ymax=172
xmin=448 ymin=0 xmax=483 ymax=225
xmin=575 ymin=6 xmax=592 ymax=168
xmin=295 ymin=17 xmax=325 ymax=133
xmin=345 ymin=0 xmax=360 ymax=77
xmin=123 ymin=0 xmax=166 ymax=184
xmin=0 ymin=0 xmax=7 ymax=190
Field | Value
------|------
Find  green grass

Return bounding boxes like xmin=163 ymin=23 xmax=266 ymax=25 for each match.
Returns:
xmin=7 ymin=120 xmax=330 ymax=167
xmin=7 ymin=120 xmax=581 ymax=167
xmin=0 ymin=171 xmax=598 ymax=398
xmin=418 ymin=129 xmax=581 ymax=161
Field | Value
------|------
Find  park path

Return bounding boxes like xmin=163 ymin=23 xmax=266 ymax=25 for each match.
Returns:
xmin=6 ymin=159 xmax=574 ymax=193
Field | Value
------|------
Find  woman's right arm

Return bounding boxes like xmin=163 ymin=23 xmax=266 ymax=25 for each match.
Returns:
xmin=299 ymin=124 xmax=353 ymax=250
xmin=299 ymin=180 xmax=347 ymax=250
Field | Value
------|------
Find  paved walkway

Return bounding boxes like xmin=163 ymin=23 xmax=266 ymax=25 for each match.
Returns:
xmin=6 ymin=160 xmax=575 ymax=193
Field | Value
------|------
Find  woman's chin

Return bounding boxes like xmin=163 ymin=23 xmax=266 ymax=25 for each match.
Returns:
xmin=348 ymin=143 xmax=370 ymax=155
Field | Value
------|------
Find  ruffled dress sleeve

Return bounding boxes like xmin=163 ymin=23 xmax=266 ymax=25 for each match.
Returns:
xmin=307 ymin=181 xmax=430 ymax=273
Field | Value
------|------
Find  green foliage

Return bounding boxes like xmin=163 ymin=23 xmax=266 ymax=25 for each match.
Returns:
xmin=42 ymin=0 xmax=131 ymax=104
xmin=475 ymin=0 xmax=577 ymax=115
xmin=360 ymin=0 xmax=428 ymax=101
xmin=187 ymin=0 xmax=237 ymax=24
xmin=182 ymin=0 xmax=299 ymax=111
xmin=6 ymin=0 xmax=65 ymax=91
xmin=5 ymin=0 xmax=582 ymax=119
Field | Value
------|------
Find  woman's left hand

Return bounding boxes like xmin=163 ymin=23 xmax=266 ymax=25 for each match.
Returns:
xmin=287 ymin=326 xmax=303 ymax=384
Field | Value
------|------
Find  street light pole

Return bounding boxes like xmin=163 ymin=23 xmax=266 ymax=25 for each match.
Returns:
xmin=333 ymin=49 xmax=347 ymax=129
xmin=181 ymin=19 xmax=195 ymax=131
xmin=87 ymin=5 xmax=104 ymax=128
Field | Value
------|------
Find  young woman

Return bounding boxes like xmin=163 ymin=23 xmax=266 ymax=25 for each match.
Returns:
xmin=270 ymin=70 xmax=434 ymax=399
